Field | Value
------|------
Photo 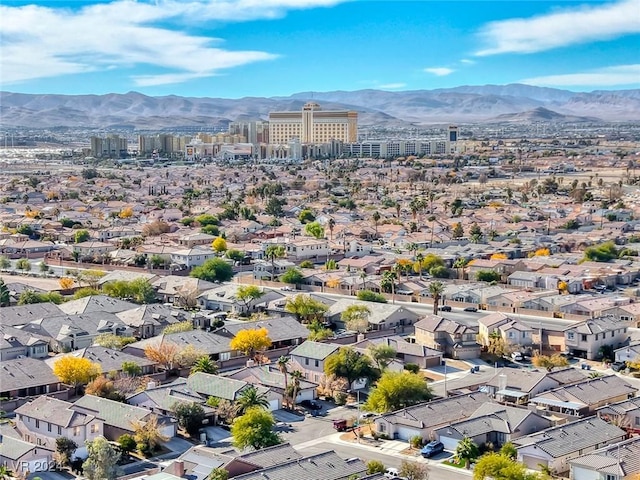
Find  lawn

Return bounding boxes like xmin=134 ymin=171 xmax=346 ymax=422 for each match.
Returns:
xmin=442 ymin=457 xmax=466 ymax=469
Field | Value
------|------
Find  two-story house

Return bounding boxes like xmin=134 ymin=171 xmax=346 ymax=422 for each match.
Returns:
xmin=170 ymin=248 xmax=218 ymax=268
xmin=14 ymin=396 xmax=103 ymax=457
xmin=596 ymin=396 xmax=640 ymax=435
xmin=564 ymin=315 xmax=632 ymax=360
xmin=284 ymin=239 xmax=331 ymax=261
xmin=177 ymin=232 xmax=217 ymax=248
xmin=0 ymin=325 xmax=49 ymax=361
xmin=289 ymin=341 xmax=340 ymax=384
xmin=569 ymin=436 xmax=640 ymax=480
xmin=478 ymin=312 xmax=534 ymax=349
xmin=413 ymin=315 xmax=481 ymax=359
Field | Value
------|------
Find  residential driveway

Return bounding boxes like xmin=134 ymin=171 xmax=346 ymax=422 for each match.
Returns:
xmin=27 ymin=472 xmax=73 ymax=480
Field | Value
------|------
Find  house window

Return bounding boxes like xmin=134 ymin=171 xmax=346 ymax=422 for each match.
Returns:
xmin=605 ymin=475 xmax=617 ymax=480
xmin=315 ymin=360 xmax=319 ymax=367
xmin=508 ymin=332 xmax=514 ymax=339
xmin=379 ymin=423 xmax=386 ymax=432
xmin=91 ymin=424 xmax=99 ymax=433
xmin=568 ymin=332 xmax=575 ymax=340
xmin=305 ymin=358 xmax=309 ymax=365
xmin=635 ymin=417 xmax=640 ymax=426
xmin=35 ymin=419 xmax=39 ymax=428
xmin=58 ymin=426 xmax=62 ymax=435
xmin=37 ymin=438 xmax=42 ymax=446
xmin=581 ymin=334 xmax=587 ymax=342
xmin=48 ymin=422 xmax=51 ymax=432
xmin=612 ymin=332 xmax=615 ymax=338
xmin=73 ymin=427 xmax=80 ymax=436
xmin=595 ymin=334 xmax=599 ymax=341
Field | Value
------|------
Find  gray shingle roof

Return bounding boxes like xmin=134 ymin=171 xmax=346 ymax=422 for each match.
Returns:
xmin=514 ymin=416 xmax=626 ymax=458
xmin=236 ymin=442 xmax=301 ymax=467
xmin=0 ymin=303 xmax=63 ymax=327
xmin=187 ymin=372 xmax=269 ymax=400
xmin=44 ymin=346 xmax=157 ymax=372
xmin=569 ymin=437 xmax=640 ymax=476
xmin=57 ymin=294 xmax=138 ymax=315
xmin=72 ymin=395 xmax=165 ymax=432
xmin=0 ymin=357 xmax=60 ymax=392
xmin=231 ymin=450 xmax=366 ymax=480
xmin=289 ymin=341 xmax=340 ymax=361
xmin=217 ymin=316 xmax=309 ymax=343
xmin=15 ymin=396 xmax=93 ymax=428
xmin=531 ymin=375 xmax=637 ymax=408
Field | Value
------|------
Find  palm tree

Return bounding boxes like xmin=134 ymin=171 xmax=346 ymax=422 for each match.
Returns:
xmin=190 ymin=356 xmax=219 ymax=375
xmin=327 ymin=217 xmax=336 ymax=241
xmin=372 ymin=211 xmax=381 ymax=238
xmin=429 ymin=281 xmax=445 ymax=315
xmin=0 ymin=465 xmax=12 ymax=480
xmin=415 ymin=252 xmax=424 ymax=280
xmin=289 ymin=370 xmax=303 ymax=407
xmin=277 ymin=356 xmax=290 ymax=408
xmin=236 ymin=385 xmax=270 ymax=414
xmin=455 ymin=437 xmax=479 ymax=469
xmin=265 ymin=244 xmax=285 ymax=282
xmin=359 ymin=270 xmax=367 ymax=292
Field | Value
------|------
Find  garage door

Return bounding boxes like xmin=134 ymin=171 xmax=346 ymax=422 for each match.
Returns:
xmin=396 ymin=426 xmax=423 ymax=441
xmin=440 ymin=436 xmax=460 ymax=452
xmin=295 ymin=389 xmax=315 ymax=403
xmin=268 ymin=399 xmax=280 ymax=411
xmin=161 ymin=423 xmax=176 ymax=439
xmin=522 ymin=455 xmax=547 ymax=470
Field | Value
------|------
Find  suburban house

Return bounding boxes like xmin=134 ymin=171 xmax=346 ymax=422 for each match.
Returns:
xmin=70 ymin=395 xmax=176 ymax=441
xmin=434 ymin=403 xmax=554 ymax=451
xmin=215 ymin=316 xmax=310 ymax=352
xmin=478 ymin=312 xmax=534 ymax=349
xmin=353 ymin=335 xmax=443 ymax=369
xmin=151 ymin=276 xmax=219 ymax=305
xmin=177 ymin=232 xmax=217 ymax=248
xmin=186 ymin=372 xmax=279 ymax=410
xmin=123 ymin=329 xmax=234 ymax=363
xmin=115 ymin=304 xmax=191 ymax=339
xmin=325 ymin=298 xmax=421 ymax=332
xmin=197 ymin=284 xmax=285 ymax=315
xmin=483 ymin=367 xmax=588 ymax=405
xmin=127 ymin=378 xmax=213 ymax=418
xmin=283 ymin=238 xmax=331 ymax=261
xmin=413 ymin=315 xmax=481 ymax=359
xmin=372 ymin=393 xmax=491 ymax=442
xmin=0 ymin=357 xmax=63 ymax=403
xmin=252 ymin=259 xmax=297 ymax=280
xmin=569 ymin=436 xmax=640 ymax=480
xmin=0 ymin=324 xmax=50 ymax=361
xmin=614 ymin=342 xmax=640 ymax=364
xmin=170 ymin=248 xmax=217 ymax=268
xmin=44 ymin=346 xmax=158 ymax=376
xmin=529 ymin=375 xmax=638 ymax=416
xmin=563 ymin=315 xmax=632 ymax=360
xmin=14 ymin=396 xmax=104 ymax=457
xmin=514 ymin=416 xmax=627 ymax=473
xmin=289 ymin=341 xmax=341 ymax=384
xmin=72 ymin=240 xmax=116 ymax=258
xmin=0 ymin=429 xmax=54 ymax=476
xmin=225 ymin=365 xmax=319 ymax=407
xmin=596 ymin=396 xmax=640 ymax=435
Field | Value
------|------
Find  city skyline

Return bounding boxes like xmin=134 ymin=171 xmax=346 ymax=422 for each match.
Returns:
xmin=1 ymin=0 xmax=639 ymax=97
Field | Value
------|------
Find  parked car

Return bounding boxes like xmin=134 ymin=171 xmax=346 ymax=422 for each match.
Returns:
xmin=612 ymin=361 xmax=627 ymax=372
xmin=439 ymin=305 xmax=452 ymax=312
xmin=300 ymin=399 xmax=322 ymax=411
xmin=463 ymin=306 xmax=478 ymax=312
xmin=384 ymin=467 xmax=402 ymax=478
xmin=421 ymin=440 xmax=445 ymax=458
xmin=511 ymin=352 xmax=524 ymax=361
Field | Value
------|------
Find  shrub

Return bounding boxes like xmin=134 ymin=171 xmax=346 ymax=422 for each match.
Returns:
xmin=404 ymin=363 xmax=420 ymax=374
xmin=334 ymin=391 xmax=348 ymax=405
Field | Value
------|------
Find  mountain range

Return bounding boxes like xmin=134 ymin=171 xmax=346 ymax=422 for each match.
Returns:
xmin=1 ymin=84 xmax=639 ymax=129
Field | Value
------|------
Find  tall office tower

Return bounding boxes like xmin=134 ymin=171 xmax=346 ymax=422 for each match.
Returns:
xmin=268 ymin=102 xmax=357 ymax=145
xmin=91 ymin=135 xmax=128 ymax=158
xmin=448 ymin=125 xmax=460 ymax=154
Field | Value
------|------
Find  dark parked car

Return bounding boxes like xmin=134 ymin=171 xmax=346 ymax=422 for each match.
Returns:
xmin=612 ymin=361 xmax=626 ymax=372
xmin=439 ymin=306 xmax=452 ymax=312
xmin=463 ymin=306 xmax=478 ymax=312
xmin=300 ymin=400 xmax=322 ymax=410
xmin=421 ymin=441 xmax=445 ymax=458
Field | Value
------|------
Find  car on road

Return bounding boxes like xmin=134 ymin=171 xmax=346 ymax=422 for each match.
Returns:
xmin=612 ymin=361 xmax=627 ymax=372
xmin=511 ymin=352 xmax=524 ymax=361
xmin=463 ymin=306 xmax=478 ymax=312
xmin=421 ymin=440 xmax=445 ymax=458
xmin=300 ymin=400 xmax=322 ymax=411
xmin=280 ymin=286 xmax=294 ymax=291
xmin=359 ymin=412 xmax=376 ymax=419
xmin=439 ymin=305 xmax=452 ymax=312
xmin=384 ymin=467 xmax=403 ymax=478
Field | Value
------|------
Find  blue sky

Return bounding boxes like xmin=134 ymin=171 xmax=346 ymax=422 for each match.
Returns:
xmin=1 ymin=0 xmax=638 ymax=97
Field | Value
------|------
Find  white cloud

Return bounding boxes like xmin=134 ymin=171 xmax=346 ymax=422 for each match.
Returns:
xmin=424 ymin=67 xmax=455 ymax=77
xmin=521 ymin=64 xmax=640 ymax=87
xmin=378 ymin=83 xmax=407 ymax=89
xmin=476 ymin=0 xmax=640 ymax=56
xmin=0 ymin=0 xmax=343 ymax=86
xmin=459 ymin=59 xmax=475 ymax=65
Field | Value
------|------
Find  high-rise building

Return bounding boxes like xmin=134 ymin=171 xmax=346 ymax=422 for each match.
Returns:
xmin=90 ymin=135 xmax=128 ymax=158
xmin=268 ymin=102 xmax=357 ymax=145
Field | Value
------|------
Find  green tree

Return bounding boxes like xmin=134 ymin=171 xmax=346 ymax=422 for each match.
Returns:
xmin=55 ymin=437 xmax=78 ymax=468
xmin=277 ymin=356 xmax=290 ymax=408
xmin=367 ymin=460 xmax=386 ymax=475
xmin=236 ymin=385 xmax=270 ymax=415
xmin=357 ymin=290 xmax=387 ymax=303
xmin=94 ymin=333 xmax=136 ymax=350
xmin=0 ymin=279 xmax=10 ymax=307
xmin=132 ymin=415 xmax=169 ymax=456
xmin=500 ymin=441 xmax=517 ymax=460
xmin=172 ymin=402 xmax=206 ymax=436
xmin=284 ymin=294 xmax=328 ymax=323
xmin=368 ymin=344 xmax=397 ymax=371
xmin=117 ymin=434 xmax=137 ymax=455
xmin=73 ymin=287 xmax=101 ymax=299
xmin=190 ymin=258 xmax=234 ymax=282
xmin=280 ymin=267 xmax=304 ymax=286
xmin=226 ymin=249 xmax=245 ymax=262
xmin=365 ymin=371 xmax=433 ymax=413
xmin=304 ymin=221 xmax=325 ymax=239
xmin=455 ymin=436 xmax=480 ymax=469
xmin=341 ymin=304 xmax=371 ymax=333
xmin=195 ymin=214 xmax=219 ymax=227
xmin=429 ymin=281 xmax=445 ymax=315
xmin=476 ymin=270 xmax=501 ymax=283
xmin=121 ymin=361 xmax=142 ymax=376
xmin=15 ymin=258 xmax=31 ymax=272
xmin=324 ymin=347 xmax=378 ymax=388
xmin=74 ymin=229 xmax=90 ymax=243
xmin=307 ymin=319 xmax=334 ymax=341
xmin=452 ymin=222 xmax=464 ymax=239
xmin=231 ymin=407 xmax=281 ymax=450
xmin=83 ymin=436 xmax=121 ymax=480
xmin=265 ymin=244 xmax=286 ymax=281
xmin=265 ymin=196 xmax=286 ymax=217
xmin=474 ymin=452 xmax=542 ymax=480
xmin=208 ymin=468 xmax=229 ymax=480
xmin=0 ymin=255 xmax=11 ymax=269
xmin=583 ymin=241 xmax=619 ymax=262
xmin=18 ymin=290 xmax=63 ymax=305
xmin=235 ymin=285 xmax=264 ymax=310
xmin=297 ymin=209 xmax=316 ymax=224
xmin=190 ymin=356 xmax=219 ymax=375
xmin=163 ymin=320 xmax=194 ymax=335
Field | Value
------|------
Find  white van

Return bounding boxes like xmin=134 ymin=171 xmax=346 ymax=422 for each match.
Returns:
xmin=511 ymin=352 xmax=523 ymax=361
